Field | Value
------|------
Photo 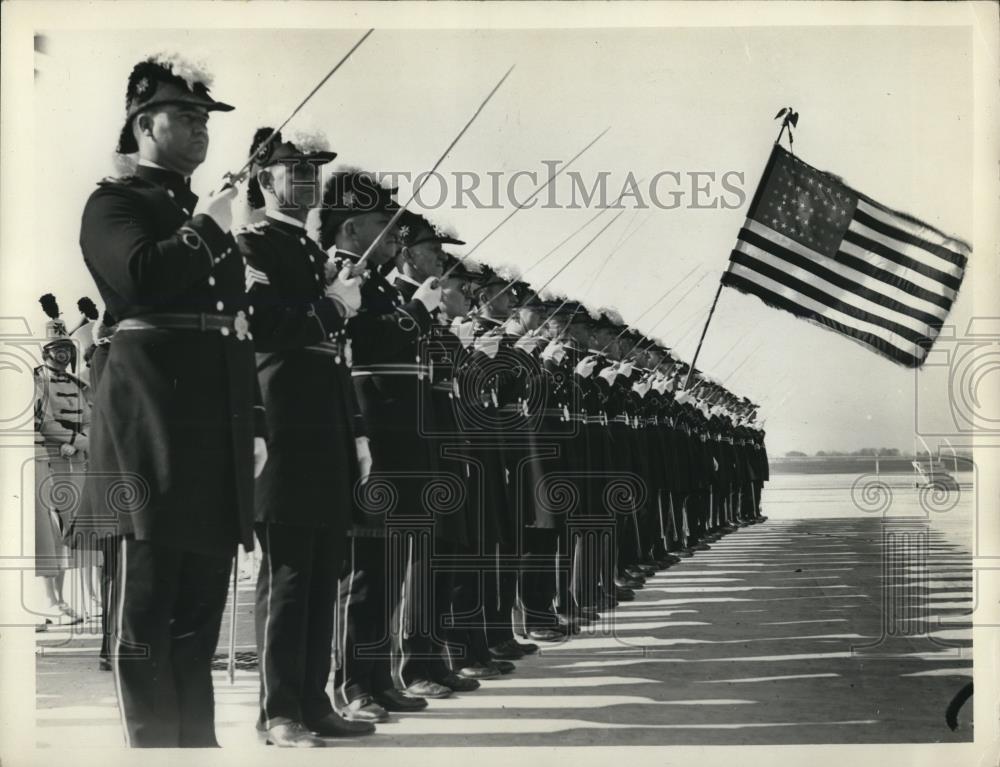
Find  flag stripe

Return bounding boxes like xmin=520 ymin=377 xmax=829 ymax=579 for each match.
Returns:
xmin=837 ymin=236 xmax=957 ymax=303
xmin=842 ymin=228 xmax=962 ymax=291
xmin=727 ymin=252 xmax=931 ymax=347
xmin=721 ymin=270 xmax=923 ymax=367
xmin=733 ymin=241 xmax=939 ymax=340
xmin=856 ymin=200 xmax=970 ymax=267
xmin=739 ymin=224 xmax=945 ymax=330
xmin=743 ymin=218 xmax=951 ymax=317
xmin=830 ymin=248 xmax=953 ymax=313
xmin=848 ymin=214 xmax=965 ymax=281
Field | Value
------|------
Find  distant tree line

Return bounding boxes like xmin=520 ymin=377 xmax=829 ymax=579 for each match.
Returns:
xmin=782 ymin=448 xmax=972 ymax=459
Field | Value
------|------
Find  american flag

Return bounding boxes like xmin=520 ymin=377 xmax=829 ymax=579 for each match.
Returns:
xmin=720 ymin=144 xmax=969 ymax=367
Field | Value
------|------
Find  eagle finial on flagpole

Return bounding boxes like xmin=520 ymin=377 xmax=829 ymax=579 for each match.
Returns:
xmin=774 ymin=107 xmax=799 ymax=154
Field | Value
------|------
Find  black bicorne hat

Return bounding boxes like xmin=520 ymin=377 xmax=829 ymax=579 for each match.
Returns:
xmin=398 ymin=210 xmax=465 ymax=249
xmin=314 ymin=170 xmax=399 ymax=251
xmin=116 ymin=53 xmax=234 ymax=154
xmin=246 ymin=127 xmax=338 ymax=210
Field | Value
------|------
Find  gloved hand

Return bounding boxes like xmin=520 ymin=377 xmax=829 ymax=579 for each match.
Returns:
xmin=674 ymin=390 xmax=691 ymax=405
xmin=618 ymin=360 xmax=635 ymax=377
xmin=450 ymin=317 xmax=476 ymax=348
xmin=514 ymin=333 xmax=546 ymax=354
xmin=253 ymin=437 xmax=268 ymax=479
xmin=413 ymin=276 xmax=443 ymax=312
xmin=193 ymin=185 xmax=238 ymax=233
xmin=355 ymin=437 xmax=372 ymax=485
xmin=632 ymin=379 xmax=651 ymax=398
xmin=59 ymin=444 xmax=77 ymax=458
xmin=540 ymin=340 xmax=566 ymax=364
xmin=575 ymin=356 xmax=598 ymax=378
xmin=325 ymin=267 xmax=363 ymax=319
xmin=597 ymin=364 xmax=618 ymax=385
xmin=474 ymin=332 xmax=502 ymax=359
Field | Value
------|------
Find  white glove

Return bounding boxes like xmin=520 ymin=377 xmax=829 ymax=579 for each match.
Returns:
xmin=355 ymin=437 xmax=372 ymax=485
xmin=325 ymin=267 xmax=363 ymax=319
xmin=474 ymin=332 xmax=502 ymax=359
xmin=574 ymin=356 xmax=598 ymax=378
xmin=193 ymin=185 xmax=238 ymax=233
xmin=253 ymin=437 xmax=268 ymax=479
xmin=514 ymin=333 xmax=546 ymax=354
xmin=59 ymin=444 xmax=77 ymax=458
xmin=413 ymin=276 xmax=443 ymax=312
xmin=450 ymin=317 xmax=476 ymax=348
xmin=618 ymin=360 xmax=635 ymax=377
xmin=675 ymin=390 xmax=691 ymax=405
xmin=540 ymin=340 xmax=566 ymax=364
xmin=632 ymin=379 xmax=651 ymax=398
xmin=597 ymin=364 xmax=618 ymax=385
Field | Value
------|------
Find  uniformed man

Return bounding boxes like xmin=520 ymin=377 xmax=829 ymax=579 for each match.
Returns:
xmin=237 ymin=128 xmax=376 ymax=746
xmin=394 ymin=214 xmax=483 ymax=693
xmin=427 ymin=256 xmax=510 ymax=680
xmin=79 ymin=54 xmax=264 ymax=747
xmin=34 ymin=297 xmax=89 ymax=629
xmin=313 ymin=172 xmax=446 ymax=721
xmin=464 ymin=268 xmax=526 ymax=661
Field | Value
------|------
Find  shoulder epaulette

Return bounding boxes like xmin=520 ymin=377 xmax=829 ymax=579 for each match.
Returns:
xmin=97 ymin=174 xmax=148 ymax=188
xmin=234 ymin=220 xmax=271 ymax=237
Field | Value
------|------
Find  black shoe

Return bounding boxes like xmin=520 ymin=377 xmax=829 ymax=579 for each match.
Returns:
xmin=343 ymin=697 xmax=389 ymax=723
xmin=527 ymin=627 xmax=564 ymax=642
xmin=490 ymin=660 xmax=516 ymax=674
xmin=265 ymin=722 xmax=326 ymax=748
xmin=489 ymin=641 xmax=524 ymax=661
xmin=307 ymin=711 xmax=376 ymax=737
xmin=403 ymin=679 xmax=452 ymax=699
xmin=99 ymin=658 xmax=112 ymax=672
xmin=436 ymin=672 xmax=480 ymax=692
xmin=691 ymin=542 xmax=711 ymax=551
xmin=615 ymin=585 xmax=635 ymax=601
xmin=623 ymin=567 xmax=647 ymax=582
xmin=556 ymin=614 xmax=582 ymax=633
xmin=457 ymin=663 xmax=501 ymax=680
xmin=515 ymin=640 xmax=540 ymax=654
xmin=636 ymin=563 xmax=657 ymax=576
xmin=374 ymin=688 xmax=428 ymax=711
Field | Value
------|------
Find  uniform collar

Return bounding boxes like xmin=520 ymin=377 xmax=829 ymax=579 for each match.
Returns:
xmin=266 ymin=210 xmax=308 ymax=230
xmin=135 ymin=161 xmax=196 ymax=211
xmin=395 ymin=273 xmax=422 ymax=288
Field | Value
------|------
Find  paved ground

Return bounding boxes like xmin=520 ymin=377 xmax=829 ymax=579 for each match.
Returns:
xmin=35 ymin=513 xmax=973 ymax=748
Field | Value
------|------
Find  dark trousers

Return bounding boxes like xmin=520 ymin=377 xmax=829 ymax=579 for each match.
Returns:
xmin=337 ymin=533 xmax=451 ymax=700
xmin=400 ymin=539 xmax=454 ymax=686
xmin=98 ymin=535 xmax=121 ymax=661
xmin=255 ymin=523 xmax=342 ymax=729
xmin=519 ymin=527 xmax=560 ymax=630
xmin=483 ymin=541 xmax=517 ymax=648
xmin=447 ymin=567 xmax=493 ymax=668
xmin=337 ymin=537 xmax=398 ymax=703
xmin=112 ymin=538 xmax=232 ymax=748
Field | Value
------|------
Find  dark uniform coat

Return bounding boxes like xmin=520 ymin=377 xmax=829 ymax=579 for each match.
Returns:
xmin=237 ymin=216 xmax=363 ymax=533
xmin=331 ymin=252 xmax=435 ymax=535
xmin=79 ymin=164 xmax=263 ymax=556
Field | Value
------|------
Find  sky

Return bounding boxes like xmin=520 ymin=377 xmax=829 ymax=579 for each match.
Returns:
xmin=19 ymin=23 xmax=978 ymax=456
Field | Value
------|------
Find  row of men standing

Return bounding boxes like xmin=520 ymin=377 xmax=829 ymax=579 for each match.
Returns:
xmin=75 ymin=54 xmax=768 ymax=748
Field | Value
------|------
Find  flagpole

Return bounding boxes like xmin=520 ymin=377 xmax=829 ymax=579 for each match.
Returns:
xmin=682 ymin=281 xmax=724 ymax=390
